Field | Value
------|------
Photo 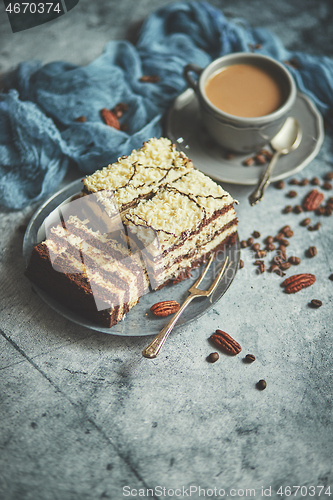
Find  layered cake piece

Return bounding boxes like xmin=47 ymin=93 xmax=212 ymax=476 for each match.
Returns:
xmin=81 ymin=137 xmax=194 ymax=231
xmin=25 ymin=137 xmax=238 ymax=328
xmin=124 ymin=169 xmax=237 ymax=289
xmin=25 ymin=215 xmax=149 ymax=327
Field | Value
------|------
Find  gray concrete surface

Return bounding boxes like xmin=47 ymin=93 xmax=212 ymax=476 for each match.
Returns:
xmin=1 ymin=1 xmax=333 ymax=499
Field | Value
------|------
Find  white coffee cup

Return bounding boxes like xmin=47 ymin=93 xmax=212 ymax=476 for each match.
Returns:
xmin=184 ymin=53 xmax=297 ymax=153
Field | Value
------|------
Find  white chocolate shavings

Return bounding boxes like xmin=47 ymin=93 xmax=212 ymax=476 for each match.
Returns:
xmin=169 ymin=170 xmax=235 ymax=217
xmin=126 ymin=188 xmax=204 ymax=241
xmin=82 ymin=138 xmax=193 ymax=205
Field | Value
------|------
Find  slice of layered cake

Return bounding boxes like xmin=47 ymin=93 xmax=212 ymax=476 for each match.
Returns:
xmin=124 ymin=169 xmax=237 ymax=289
xmin=25 ymin=215 xmax=149 ymax=327
xmin=25 ymin=137 xmax=238 ymax=328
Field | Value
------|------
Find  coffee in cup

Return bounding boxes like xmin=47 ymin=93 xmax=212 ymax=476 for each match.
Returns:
xmin=184 ymin=53 xmax=297 ymax=153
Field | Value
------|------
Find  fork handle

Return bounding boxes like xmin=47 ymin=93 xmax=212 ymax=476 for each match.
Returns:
xmin=142 ymin=294 xmax=196 ymax=358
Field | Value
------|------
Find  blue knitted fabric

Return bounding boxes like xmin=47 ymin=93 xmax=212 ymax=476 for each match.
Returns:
xmin=1 ymin=1 xmax=332 ymax=209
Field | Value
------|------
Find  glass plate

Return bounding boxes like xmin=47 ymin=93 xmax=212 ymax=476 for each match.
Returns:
xmin=23 ymin=179 xmax=240 ymax=336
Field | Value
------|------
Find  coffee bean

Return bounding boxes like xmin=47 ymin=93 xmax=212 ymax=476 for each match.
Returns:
xmin=300 ymin=217 xmax=311 ymax=226
xmin=287 ymin=190 xmax=298 ymax=198
xmin=325 ymin=206 xmax=333 ymax=215
xmin=256 ymin=379 xmax=267 ymax=390
xmin=300 ymin=178 xmax=309 ymax=186
xmin=252 ymin=242 xmax=261 ymax=251
xmin=293 ymin=205 xmax=303 ymax=214
xmin=280 ymin=238 xmax=289 ymax=246
xmin=243 ymin=157 xmax=254 ymax=166
xmin=315 ymin=207 xmax=326 ymax=215
xmin=269 ymin=264 xmax=279 ymax=273
xmin=266 ymin=243 xmax=276 ymax=251
xmin=279 ymin=244 xmax=287 ymax=254
xmin=240 ymin=240 xmax=248 ymax=248
xmin=314 ymin=222 xmax=321 ymax=230
xmin=280 ymin=262 xmax=291 ymax=270
xmin=257 ymin=262 xmax=266 ymax=274
xmin=253 ymin=231 xmax=261 ymax=238
xmin=329 ymin=274 xmax=333 ymax=281
xmin=322 ymin=182 xmax=332 ymax=190
xmin=239 ymin=259 xmax=244 ymax=269
xmin=284 ymin=229 xmax=294 ymax=238
xmin=255 ymin=154 xmax=267 ymax=165
xmin=288 ymin=256 xmax=301 ymax=265
xmin=283 ymin=205 xmax=293 ymax=213
xmin=256 ymin=250 xmax=267 ymax=258
xmin=207 ymin=352 xmax=219 ymax=363
xmin=310 ymin=299 xmax=322 ymax=308
xmin=289 ymin=179 xmax=299 ymax=185
xmin=275 ymin=232 xmax=285 ymax=241
xmin=244 ymin=354 xmax=256 ymax=363
xmin=307 ymin=246 xmax=317 ymax=257
xmin=225 ymin=152 xmax=235 ymax=159
xmin=281 ymin=225 xmax=291 ymax=233
xmin=254 ymin=260 xmax=264 ymax=266
xmin=311 ymin=177 xmax=320 ymax=185
xmin=324 ymin=172 xmax=333 ymax=181
xmin=275 ymin=268 xmax=286 ymax=277
xmin=266 ymin=236 xmax=274 ymax=244
xmin=247 ymin=237 xmax=254 ymax=246
xmin=275 ymin=180 xmax=285 ymax=189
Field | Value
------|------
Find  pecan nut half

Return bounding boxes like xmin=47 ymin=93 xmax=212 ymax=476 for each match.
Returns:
xmin=100 ymin=108 xmax=120 ymax=129
xmin=281 ymin=273 xmax=316 ymax=293
xmin=302 ymin=189 xmax=324 ymax=211
xmin=150 ymin=300 xmax=180 ymax=317
xmin=210 ymin=330 xmax=241 ymax=355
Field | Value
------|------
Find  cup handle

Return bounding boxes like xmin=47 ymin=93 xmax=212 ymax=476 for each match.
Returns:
xmin=183 ymin=64 xmax=203 ymax=92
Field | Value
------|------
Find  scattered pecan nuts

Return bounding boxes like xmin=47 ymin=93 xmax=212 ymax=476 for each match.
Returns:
xmin=150 ymin=300 xmax=180 ymax=317
xmin=139 ymin=75 xmax=160 ymax=83
xmin=100 ymin=108 xmax=120 ymax=129
xmin=302 ymin=189 xmax=324 ymax=211
xmin=210 ymin=329 xmax=241 ymax=355
xmin=281 ymin=273 xmax=316 ymax=294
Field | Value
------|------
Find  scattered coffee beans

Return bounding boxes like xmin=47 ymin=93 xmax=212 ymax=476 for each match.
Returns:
xmin=280 ymin=262 xmax=291 ymax=270
xmin=310 ymin=299 xmax=322 ymax=308
xmin=300 ymin=178 xmax=309 ymax=186
xmin=300 ymin=217 xmax=311 ymax=226
xmin=329 ymin=274 xmax=333 ymax=281
xmin=311 ymin=177 xmax=320 ymax=185
xmin=293 ymin=205 xmax=303 ymax=214
xmin=252 ymin=243 xmax=261 ymax=251
xmin=240 ymin=240 xmax=248 ymax=248
xmin=307 ymin=246 xmax=317 ymax=257
xmin=322 ymin=182 xmax=332 ymax=190
xmin=239 ymin=259 xmax=244 ymax=269
xmin=207 ymin=352 xmax=219 ymax=363
xmin=283 ymin=205 xmax=293 ymax=213
xmin=244 ymin=354 xmax=256 ymax=363
xmin=289 ymin=179 xmax=299 ymax=185
xmin=287 ymin=190 xmax=298 ymax=198
xmin=253 ymin=231 xmax=261 ymax=238
xmin=288 ymin=256 xmax=301 ymax=265
xmin=247 ymin=237 xmax=254 ymax=246
xmin=275 ymin=180 xmax=285 ymax=189
xmin=324 ymin=172 xmax=333 ymax=181
xmin=243 ymin=157 xmax=254 ymax=166
xmin=257 ymin=379 xmax=267 ymax=390
xmin=266 ymin=243 xmax=276 ymax=251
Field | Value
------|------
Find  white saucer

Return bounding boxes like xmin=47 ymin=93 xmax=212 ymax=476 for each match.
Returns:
xmin=165 ymin=89 xmax=324 ymax=185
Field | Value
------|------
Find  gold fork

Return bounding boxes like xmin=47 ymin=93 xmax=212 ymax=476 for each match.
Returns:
xmin=142 ymin=254 xmax=229 ymax=359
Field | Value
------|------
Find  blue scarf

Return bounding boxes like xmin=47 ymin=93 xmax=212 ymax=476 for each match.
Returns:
xmin=1 ymin=1 xmax=332 ymax=209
